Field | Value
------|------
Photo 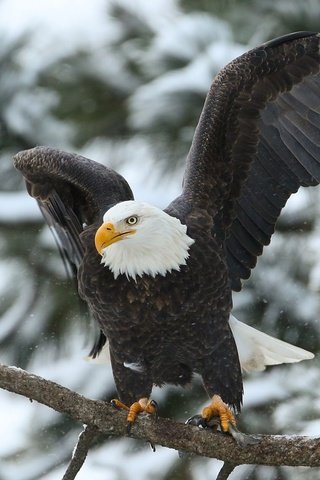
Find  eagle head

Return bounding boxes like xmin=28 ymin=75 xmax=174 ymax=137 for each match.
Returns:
xmin=95 ymin=200 xmax=194 ymax=279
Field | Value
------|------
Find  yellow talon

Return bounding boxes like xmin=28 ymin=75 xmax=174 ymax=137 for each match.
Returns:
xmin=111 ymin=397 xmax=157 ymax=431
xmin=127 ymin=400 xmax=144 ymax=424
xmin=202 ymin=395 xmax=236 ymax=432
xmin=111 ymin=399 xmax=130 ymax=411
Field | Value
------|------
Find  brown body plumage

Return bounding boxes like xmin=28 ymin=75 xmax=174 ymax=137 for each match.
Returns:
xmin=79 ymin=213 xmax=241 ymax=407
xmin=14 ymin=32 xmax=320 ymax=416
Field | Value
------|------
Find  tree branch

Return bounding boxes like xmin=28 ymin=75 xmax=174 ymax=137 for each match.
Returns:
xmin=216 ymin=462 xmax=237 ymax=480
xmin=1 ymin=363 xmax=320 ymax=469
xmin=62 ymin=425 xmax=99 ymax=480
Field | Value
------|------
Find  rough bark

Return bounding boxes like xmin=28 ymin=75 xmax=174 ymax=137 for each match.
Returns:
xmin=1 ymin=363 xmax=320 ymax=469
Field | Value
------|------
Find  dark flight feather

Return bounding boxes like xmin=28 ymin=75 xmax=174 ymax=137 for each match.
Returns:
xmin=17 ymin=147 xmax=134 ymax=271
xmin=179 ymin=32 xmax=319 ymax=290
xmin=13 ymin=32 xmax=320 ymax=411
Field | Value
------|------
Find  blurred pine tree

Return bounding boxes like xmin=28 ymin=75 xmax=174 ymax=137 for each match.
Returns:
xmin=0 ymin=1 xmax=319 ymax=479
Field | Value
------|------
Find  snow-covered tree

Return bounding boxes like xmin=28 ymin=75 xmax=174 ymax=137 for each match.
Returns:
xmin=0 ymin=1 xmax=319 ymax=479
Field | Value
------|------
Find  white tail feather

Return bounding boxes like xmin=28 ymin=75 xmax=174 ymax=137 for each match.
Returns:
xmin=229 ymin=315 xmax=314 ymax=373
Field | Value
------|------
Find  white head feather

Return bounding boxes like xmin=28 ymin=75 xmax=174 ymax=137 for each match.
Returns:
xmin=99 ymin=200 xmax=194 ymax=280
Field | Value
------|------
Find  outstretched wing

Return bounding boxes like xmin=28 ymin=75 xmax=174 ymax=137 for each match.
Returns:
xmin=177 ymin=31 xmax=320 ymax=291
xmin=14 ymin=146 xmax=134 ymax=271
xmin=14 ymin=146 xmax=134 ymax=355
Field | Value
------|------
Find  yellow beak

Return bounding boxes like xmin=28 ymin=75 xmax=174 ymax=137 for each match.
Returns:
xmin=95 ymin=222 xmax=135 ymax=255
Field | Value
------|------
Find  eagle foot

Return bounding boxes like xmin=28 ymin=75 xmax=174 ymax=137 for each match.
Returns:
xmin=111 ymin=397 xmax=158 ymax=432
xmin=201 ymin=395 xmax=237 ymax=433
xmin=186 ymin=400 xmax=261 ymax=448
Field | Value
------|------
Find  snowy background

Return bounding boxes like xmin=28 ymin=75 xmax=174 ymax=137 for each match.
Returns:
xmin=0 ymin=0 xmax=320 ymax=479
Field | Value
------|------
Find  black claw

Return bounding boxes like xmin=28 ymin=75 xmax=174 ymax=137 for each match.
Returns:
xmin=110 ymin=399 xmax=119 ymax=409
xmin=149 ymin=441 xmax=156 ymax=452
xmin=149 ymin=399 xmax=158 ymax=420
xmin=185 ymin=414 xmax=206 ymax=428
xmin=127 ymin=421 xmax=132 ymax=433
xmin=185 ymin=414 xmax=216 ymax=429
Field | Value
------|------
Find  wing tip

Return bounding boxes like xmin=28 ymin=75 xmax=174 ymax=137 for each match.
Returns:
xmin=261 ymin=31 xmax=319 ymax=50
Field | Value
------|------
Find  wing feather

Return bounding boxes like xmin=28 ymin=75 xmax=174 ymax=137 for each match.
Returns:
xmin=175 ymin=31 xmax=319 ymax=290
xmin=14 ymin=146 xmax=134 ymax=271
xmin=14 ymin=147 xmax=134 ymax=356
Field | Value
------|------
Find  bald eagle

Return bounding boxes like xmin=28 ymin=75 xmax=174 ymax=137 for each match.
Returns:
xmin=14 ymin=32 xmax=319 ymax=432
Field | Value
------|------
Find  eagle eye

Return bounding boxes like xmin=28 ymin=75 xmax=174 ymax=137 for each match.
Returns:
xmin=126 ymin=215 xmax=138 ymax=226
